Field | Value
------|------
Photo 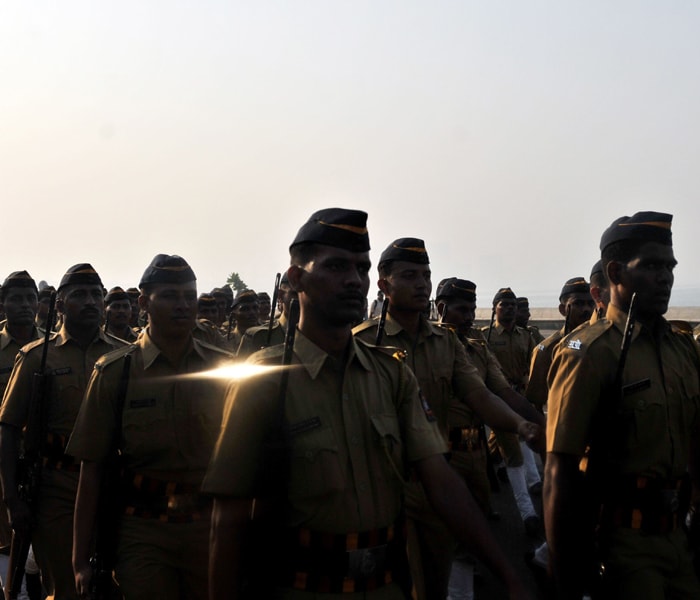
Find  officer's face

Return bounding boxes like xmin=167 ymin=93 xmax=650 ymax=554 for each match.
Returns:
xmin=37 ymin=296 xmax=51 ymax=320
xmin=106 ymin=299 xmax=132 ymax=328
xmin=442 ymin=298 xmax=476 ymax=334
xmin=0 ymin=288 xmax=38 ymax=327
xmin=140 ymin=282 xmax=198 ymax=337
xmin=292 ymin=246 xmax=371 ymax=327
xmin=233 ymin=301 xmax=260 ymax=330
xmin=495 ymin=298 xmax=517 ymax=324
xmin=380 ymin=261 xmax=432 ymax=313
xmin=614 ymin=242 xmax=676 ymax=318
xmin=515 ymin=305 xmax=530 ymax=327
xmin=214 ymin=297 xmax=227 ymax=324
xmin=561 ymin=293 xmax=596 ymax=330
xmin=58 ymin=284 xmax=105 ymax=328
xmin=198 ymin=305 xmax=219 ymax=322
xmin=258 ymin=298 xmax=271 ymax=321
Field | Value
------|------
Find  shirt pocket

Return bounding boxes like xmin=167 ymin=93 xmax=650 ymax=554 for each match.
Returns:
xmin=618 ymin=382 xmax=665 ymax=452
xmin=50 ymin=370 xmax=84 ymax=432
xmin=288 ymin=425 xmax=342 ymax=503
xmin=370 ymin=413 xmax=405 ymax=483
xmin=121 ymin=399 xmax=171 ymax=464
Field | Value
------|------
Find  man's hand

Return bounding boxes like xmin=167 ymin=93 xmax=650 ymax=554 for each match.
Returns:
xmin=517 ymin=420 xmax=544 ymax=453
xmin=74 ymin=559 xmax=93 ymax=599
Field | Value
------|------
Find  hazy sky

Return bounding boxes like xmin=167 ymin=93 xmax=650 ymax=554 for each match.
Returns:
xmin=3 ymin=2 xmax=699 ymax=306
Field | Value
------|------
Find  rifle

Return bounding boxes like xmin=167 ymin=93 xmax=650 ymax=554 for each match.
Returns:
xmin=375 ymin=298 xmax=389 ymax=346
xmin=581 ymin=292 xmax=637 ymax=597
xmin=243 ymin=298 xmax=299 ymax=598
xmin=4 ymin=292 xmax=56 ymax=600
xmin=486 ymin=308 xmax=496 ymax=343
xmin=264 ymin=273 xmax=281 ymax=348
xmin=89 ymin=353 xmax=132 ymax=600
xmin=563 ymin=304 xmax=571 ymax=336
xmin=614 ymin=292 xmax=636 ymax=393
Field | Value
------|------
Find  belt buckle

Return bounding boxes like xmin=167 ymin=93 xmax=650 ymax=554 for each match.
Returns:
xmin=347 ymin=544 xmax=387 ymax=579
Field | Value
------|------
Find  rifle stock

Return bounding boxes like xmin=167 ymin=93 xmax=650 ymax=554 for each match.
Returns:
xmin=242 ymin=299 xmax=299 ymax=598
xmin=89 ymin=353 xmax=132 ymax=600
xmin=4 ymin=292 xmax=56 ymax=600
xmin=375 ymin=298 xmax=389 ymax=346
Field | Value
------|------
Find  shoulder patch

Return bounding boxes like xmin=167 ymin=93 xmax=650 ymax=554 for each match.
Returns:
xmin=565 ymin=338 xmax=583 ymax=350
xmin=419 ymin=389 xmax=437 ymax=422
xmin=559 ymin=318 xmax=611 ymax=354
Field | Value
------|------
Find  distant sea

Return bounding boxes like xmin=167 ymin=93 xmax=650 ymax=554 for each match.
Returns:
xmin=473 ymin=285 xmax=700 ymax=325
xmin=515 ymin=285 xmax=700 ymax=309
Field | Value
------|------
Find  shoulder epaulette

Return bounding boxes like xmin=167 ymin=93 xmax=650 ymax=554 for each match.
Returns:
xmin=18 ymin=333 xmax=57 ymax=356
xmin=558 ymin=318 xmax=612 ymax=353
xmin=103 ymin=331 xmax=130 ymax=345
xmin=352 ymin=318 xmax=378 ymax=335
xmin=669 ymin=320 xmax=695 ymax=335
xmin=248 ymin=344 xmax=285 ymax=365
xmin=193 ymin=338 xmax=235 ymax=359
xmin=94 ymin=344 xmax=138 ymax=371
xmin=355 ymin=338 xmax=407 ymax=362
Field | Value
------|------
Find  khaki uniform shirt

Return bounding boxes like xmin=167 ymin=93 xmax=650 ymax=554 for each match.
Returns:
xmin=0 ymin=324 xmax=41 ymax=398
xmin=237 ymin=314 xmax=288 ymax=359
xmin=0 ymin=325 xmax=124 ymax=439
xmin=202 ymin=330 xmax=446 ymax=533
xmin=526 ymin=327 xmax=565 ymax=410
xmin=193 ymin=319 xmax=235 ymax=352
xmin=547 ymin=303 xmax=700 ymax=480
xmin=480 ymin=321 xmax=535 ymax=392
xmin=67 ymin=329 xmax=231 ymax=485
xmin=449 ymin=327 xmax=512 ymax=428
xmin=104 ymin=325 xmax=139 ymax=343
xmin=353 ymin=315 xmax=489 ymax=440
xmin=527 ymin=325 xmax=545 ymax=345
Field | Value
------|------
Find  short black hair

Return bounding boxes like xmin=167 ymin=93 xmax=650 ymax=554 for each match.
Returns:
xmin=289 ymin=242 xmax=320 ymax=267
xmin=601 ymin=239 xmax=646 ymax=283
xmin=377 ymin=260 xmax=396 ymax=278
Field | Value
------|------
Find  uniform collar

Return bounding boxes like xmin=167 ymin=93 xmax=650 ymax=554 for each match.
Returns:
xmin=492 ymin=321 xmax=513 ymax=335
xmin=606 ymin=303 xmax=669 ymax=341
xmin=0 ymin=324 xmax=41 ymax=350
xmin=54 ymin=324 xmax=111 ymax=347
xmin=139 ymin=327 xmax=202 ymax=369
xmin=384 ymin=313 xmax=445 ymax=339
xmin=294 ymin=329 xmax=372 ymax=380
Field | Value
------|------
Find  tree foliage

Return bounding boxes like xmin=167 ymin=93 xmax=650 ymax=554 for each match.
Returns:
xmin=226 ymin=272 xmax=248 ymax=292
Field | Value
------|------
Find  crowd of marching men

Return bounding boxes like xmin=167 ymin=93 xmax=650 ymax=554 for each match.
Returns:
xmin=0 ymin=208 xmax=698 ymax=600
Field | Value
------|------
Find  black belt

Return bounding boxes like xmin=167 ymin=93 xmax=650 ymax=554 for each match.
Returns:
xmin=281 ymin=524 xmax=404 ymax=593
xmin=42 ymin=432 xmax=80 ymax=471
xmin=122 ymin=472 xmax=210 ymax=523
xmin=448 ymin=426 xmax=482 ymax=453
xmin=601 ymin=475 xmax=685 ymax=534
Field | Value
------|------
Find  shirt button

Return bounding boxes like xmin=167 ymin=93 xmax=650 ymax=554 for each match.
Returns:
xmin=305 ymin=450 xmax=313 ymax=459
xmin=359 ymin=482 xmax=368 ymax=492
xmin=351 ymin=436 xmax=360 ymax=445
